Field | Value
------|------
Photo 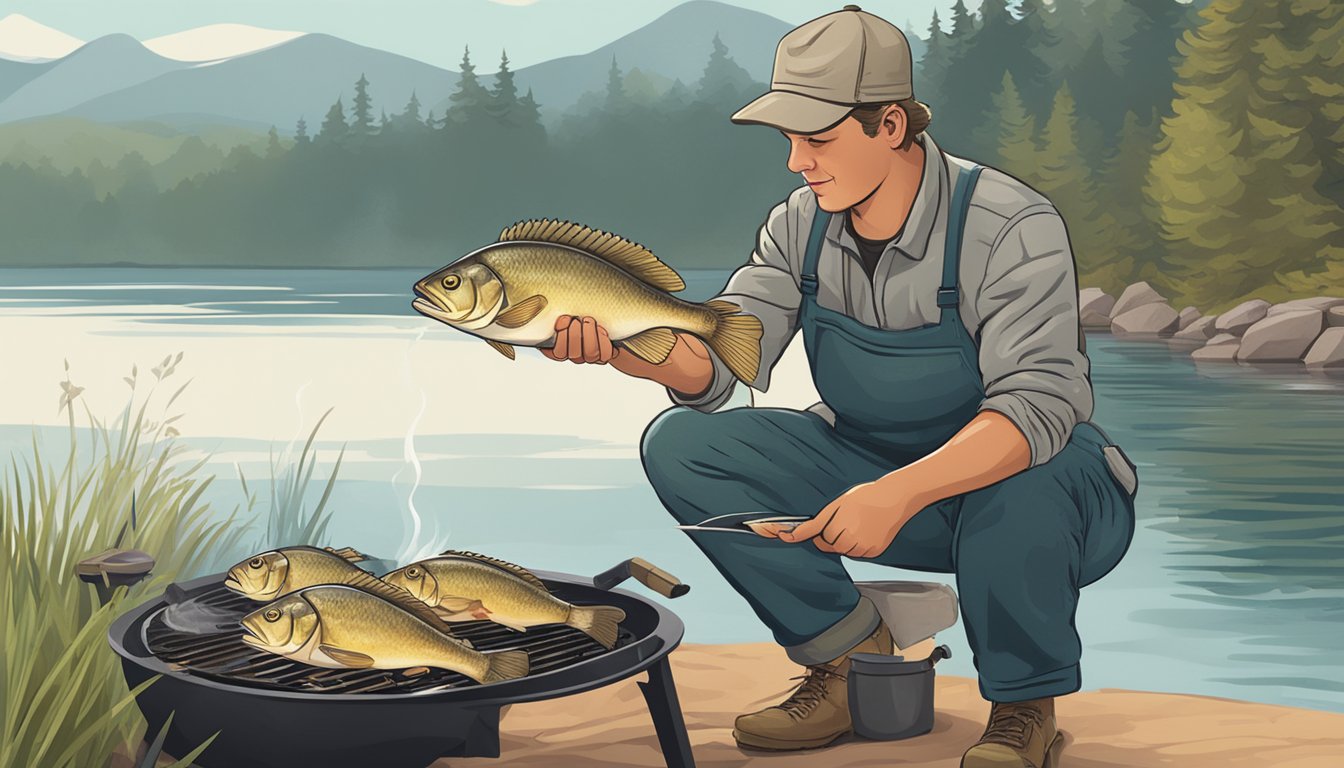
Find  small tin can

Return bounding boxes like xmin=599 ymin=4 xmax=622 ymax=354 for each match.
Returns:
xmin=848 ymin=645 xmax=951 ymax=741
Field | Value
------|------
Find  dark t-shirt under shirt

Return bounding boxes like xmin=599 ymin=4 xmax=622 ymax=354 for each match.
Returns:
xmin=845 ymin=212 xmax=905 ymax=282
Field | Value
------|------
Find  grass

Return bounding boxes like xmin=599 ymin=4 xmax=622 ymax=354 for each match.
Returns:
xmin=1 ymin=355 xmax=343 ymax=767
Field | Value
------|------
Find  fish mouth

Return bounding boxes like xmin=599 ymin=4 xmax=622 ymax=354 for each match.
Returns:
xmin=223 ymin=576 xmax=244 ymax=593
xmin=412 ymin=297 xmax=463 ymax=324
xmin=239 ymin=624 xmax=265 ymax=647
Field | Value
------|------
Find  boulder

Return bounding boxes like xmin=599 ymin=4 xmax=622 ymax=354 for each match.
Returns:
xmin=1081 ymin=309 xmax=1113 ymax=329
xmin=1173 ymin=316 xmax=1216 ymax=341
xmin=1304 ymin=327 xmax=1344 ymax=367
xmin=1079 ymin=288 xmax=1116 ymax=317
xmin=1111 ymin=302 xmax=1180 ymax=336
xmin=1330 ymin=306 xmax=1344 ymax=328
xmin=1214 ymin=299 xmax=1271 ymax=335
xmin=1177 ymin=306 xmax=1201 ymax=330
xmin=1205 ymin=332 xmax=1239 ymax=346
xmin=1111 ymin=281 xmax=1167 ymax=318
xmin=1236 ymin=309 xmax=1325 ymax=362
xmin=1266 ymin=296 xmax=1344 ymax=316
xmin=1192 ymin=340 xmax=1240 ymax=362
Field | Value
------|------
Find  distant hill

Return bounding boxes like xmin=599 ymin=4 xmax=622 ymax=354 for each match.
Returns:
xmin=0 ymin=116 xmax=266 ymax=172
xmin=0 ymin=35 xmax=184 ymax=123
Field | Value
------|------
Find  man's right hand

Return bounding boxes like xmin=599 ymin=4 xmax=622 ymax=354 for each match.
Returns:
xmin=539 ymin=315 xmax=716 ymax=398
xmin=540 ymin=315 xmax=619 ymax=365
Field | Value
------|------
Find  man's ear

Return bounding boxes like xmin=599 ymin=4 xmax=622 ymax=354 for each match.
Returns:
xmin=882 ymin=105 xmax=907 ymax=149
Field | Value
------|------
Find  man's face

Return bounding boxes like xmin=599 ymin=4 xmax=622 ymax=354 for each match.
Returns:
xmin=781 ymin=107 xmax=905 ymax=213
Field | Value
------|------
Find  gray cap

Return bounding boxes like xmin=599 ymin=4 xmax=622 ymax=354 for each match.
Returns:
xmin=731 ymin=5 xmax=915 ymax=134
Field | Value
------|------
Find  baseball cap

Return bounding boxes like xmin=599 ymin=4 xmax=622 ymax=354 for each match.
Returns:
xmin=731 ymin=5 xmax=915 ymax=134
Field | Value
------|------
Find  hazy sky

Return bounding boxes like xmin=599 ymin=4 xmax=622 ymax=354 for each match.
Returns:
xmin=5 ymin=1 xmax=984 ymax=70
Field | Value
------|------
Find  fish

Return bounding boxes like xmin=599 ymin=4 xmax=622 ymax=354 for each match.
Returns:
xmin=224 ymin=546 xmax=374 ymax=602
xmin=239 ymin=579 xmax=529 ymax=684
xmin=383 ymin=550 xmax=627 ymax=650
xmin=410 ymin=219 xmax=764 ymax=384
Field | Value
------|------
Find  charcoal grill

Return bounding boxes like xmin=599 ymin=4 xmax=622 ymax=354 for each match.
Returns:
xmin=109 ymin=568 xmax=694 ymax=768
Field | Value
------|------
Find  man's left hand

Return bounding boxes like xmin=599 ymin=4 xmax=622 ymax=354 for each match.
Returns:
xmin=777 ymin=480 xmax=923 ymax=559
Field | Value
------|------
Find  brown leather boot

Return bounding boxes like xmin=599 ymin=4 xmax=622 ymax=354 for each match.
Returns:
xmin=961 ymin=697 xmax=1064 ymax=768
xmin=733 ymin=621 xmax=894 ymax=751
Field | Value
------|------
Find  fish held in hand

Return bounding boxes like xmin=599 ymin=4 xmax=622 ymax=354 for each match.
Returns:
xmin=410 ymin=219 xmax=764 ymax=384
xmin=240 ymin=582 xmax=529 ymax=684
xmin=384 ymin=550 xmax=627 ymax=650
xmin=224 ymin=545 xmax=373 ymax=602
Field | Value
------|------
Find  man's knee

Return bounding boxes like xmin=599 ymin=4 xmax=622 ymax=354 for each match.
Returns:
xmin=955 ymin=458 xmax=1082 ymax=562
xmin=640 ymin=407 xmax=713 ymax=490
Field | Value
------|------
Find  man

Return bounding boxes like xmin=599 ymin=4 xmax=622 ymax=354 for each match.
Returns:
xmin=542 ymin=6 xmax=1138 ymax=767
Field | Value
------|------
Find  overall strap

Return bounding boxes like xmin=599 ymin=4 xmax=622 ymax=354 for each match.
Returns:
xmin=939 ymin=164 xmax=984 ymax=320
xmin=799 ymin=207 xmax=829 ymax=297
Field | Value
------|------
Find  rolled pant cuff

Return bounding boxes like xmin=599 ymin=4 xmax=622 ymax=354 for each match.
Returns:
xmin=980 ymin=664 xmax=1081 ymax=703
xmin=784 ymin=596 xmax=882 ymax=666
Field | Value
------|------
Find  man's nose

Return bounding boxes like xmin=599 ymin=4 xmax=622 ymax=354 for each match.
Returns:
xmin=786 ymin=141 xmax=814 ymax=174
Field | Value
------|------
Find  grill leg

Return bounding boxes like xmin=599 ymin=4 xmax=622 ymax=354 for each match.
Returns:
xmin=637 ymin=657 xmax=696 ymax=768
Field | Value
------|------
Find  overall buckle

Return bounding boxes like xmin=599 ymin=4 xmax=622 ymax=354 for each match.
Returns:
xmin=800 ymin=274 xmax=819 ymax=295
xmin=936 ymin=287 xmax=960 ymax=308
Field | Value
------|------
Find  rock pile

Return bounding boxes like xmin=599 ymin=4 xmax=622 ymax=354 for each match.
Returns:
xmin=1078 ymin=284 xmax=1344 ymax=369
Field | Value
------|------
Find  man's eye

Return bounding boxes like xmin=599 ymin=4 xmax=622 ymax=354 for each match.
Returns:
xmin=807 ymin=139 xmax=830 ymax=146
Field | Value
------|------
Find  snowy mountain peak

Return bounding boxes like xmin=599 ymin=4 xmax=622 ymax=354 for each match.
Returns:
xmin=0 ymin=14 xmax=85 ymax=62
xmin=143 ymin=23 xmax=306 ymax=62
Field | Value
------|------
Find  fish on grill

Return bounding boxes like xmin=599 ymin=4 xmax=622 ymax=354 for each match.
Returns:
xmin=410 ymin=218 xmax=764 ymax=384
xmin=383 ymin=551 xmax=627 ymax=650
xmin=240 ymin=573 xmax=529 ymax=684
xmin=224 ymin=546 xmax=371 ymax=602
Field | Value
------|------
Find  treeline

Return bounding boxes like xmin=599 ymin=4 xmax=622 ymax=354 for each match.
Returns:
xmin=1 ymin=0 xmax=1341 ymax=311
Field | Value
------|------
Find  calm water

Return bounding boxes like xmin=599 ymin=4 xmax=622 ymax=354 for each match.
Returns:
xmin=3 ymin=268 xmax=1343 ymax=713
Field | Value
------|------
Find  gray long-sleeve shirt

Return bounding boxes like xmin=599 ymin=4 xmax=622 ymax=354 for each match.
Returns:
xmin=669 ymin=132 xmax=1093 ymax=468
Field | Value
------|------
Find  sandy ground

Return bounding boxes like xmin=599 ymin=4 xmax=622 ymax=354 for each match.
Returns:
xmin=442 ymin=643 xmax=1344 ymax=768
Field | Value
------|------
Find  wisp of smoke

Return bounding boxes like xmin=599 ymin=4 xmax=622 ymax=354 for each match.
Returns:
xmin=395 ymin=327 xmax=444 ymax=563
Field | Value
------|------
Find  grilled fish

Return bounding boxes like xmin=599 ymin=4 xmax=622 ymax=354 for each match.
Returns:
xmin=384 ymin=551 xmax=626 ymax=650
xmin=224 ymin=546 xmax=372 ymax=602
xmin=411 ymin=219 xmax=764 ymax=384
xmin=239 ymin=578 xmax=529 ymax=684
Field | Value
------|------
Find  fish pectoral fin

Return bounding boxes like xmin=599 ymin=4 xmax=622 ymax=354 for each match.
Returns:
xmin=437 ymin=597 xmax=479 ymax=613
xmin=485 ymin=339 xmax=516 ymax=359
xmin=494 ymin=619 xmax=529 ymax=633
xmin=494 ymin=294 xmax=548 ymax=329
xmin=324 ymin=546 xmax=370 ymax=563
xmin=318 ymin=644 xmax=375 ymax=668
xmin=620 ymin=328 xmax=677 ymax=364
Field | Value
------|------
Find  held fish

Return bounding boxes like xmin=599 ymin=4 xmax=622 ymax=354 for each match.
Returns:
xmin=410 ymin=219 xmax=764 ymax=384
xmin=224 ymin=546 xmax=373 ymax=602
xmin=383 ymin=550 xmax=627 ymax=650
xmin=239 ymin=583 xmax=529 ymax=684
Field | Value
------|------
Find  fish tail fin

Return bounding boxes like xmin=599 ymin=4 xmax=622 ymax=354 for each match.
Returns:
xmin=483 ymin=650 xmax=530 ymax=683
xmin=704 ymin=300 xmax=763 ymax=385
xmin=567 ymin=604 xmax=627 ymax=650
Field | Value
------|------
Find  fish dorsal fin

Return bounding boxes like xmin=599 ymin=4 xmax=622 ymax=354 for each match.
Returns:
xmin=323 ymin=546 xmax=370 ymax=563
xmin=342 ymin=571 xmax=471 ymax=645
xmin=498 ymin=219 xmax=685 ymax=293
xmin=437 ymin=550 xmax=549 ymax=592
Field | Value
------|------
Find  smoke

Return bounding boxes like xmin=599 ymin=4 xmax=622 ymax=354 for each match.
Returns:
xmin=395 ymin=327 xmax=444 ymax=563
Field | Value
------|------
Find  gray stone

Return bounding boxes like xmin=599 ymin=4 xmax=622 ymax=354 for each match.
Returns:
xmin=1192 ymin=341 xmax=1240 ymax=362
xmin=1177 ymin=306 xmax=1201 ymax=330
xmin=1079 ymin=288 xmax=1117 ymax=319
xmin=1304 ymin=327 xmax=1344 ymax=367
xmin=1081 ymin=309 xmax=1113 ymax=329
xmin=1237 ymin=309 xmax=1325 ymax=362
xmin=1329 ymin=306 xmax=1344 ymax=328
xmin=1266 ymin=296 xmax=1344 ymax=316
xmin=1214 ymin=299 xmax=1271 ymax=335
xmin=1205 ymin=332 xmax=1239 ymax=346
xmin=1111 ymin=281 xmax=1167 ymax=318
xmin=1111 ymin=302 xmax=1180 ymax=336
xmin=1173 ymin=316 xmax=1216 ymax=341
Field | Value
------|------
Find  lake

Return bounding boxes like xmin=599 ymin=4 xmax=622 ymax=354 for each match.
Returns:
xmin=2 ymin=267 xmax=1342 ymax=713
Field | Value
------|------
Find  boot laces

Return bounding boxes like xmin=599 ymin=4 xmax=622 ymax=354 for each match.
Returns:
xmin=778 ymin=664 xmax=844 ymax=719
xmin=980 ymin=702 xmax=1044 ymax=749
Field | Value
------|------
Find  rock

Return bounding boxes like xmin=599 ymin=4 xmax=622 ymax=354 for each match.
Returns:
xmin=1304 ymin=327 xmax=1344 ymax=367
xmin=1266 ymin=296 xmax=1344 ymax=316
xmin=1079 ymin=288 xmax=1116 ymax=318
xmin=1177 ymin=306 xmax=1201 ymax=330
xmin=1173 ymin=316 xmax=1216 ymax=341
xmin=1330 ymin=306 xmax=1344 ymax=328
xmin=1111 ymin=281 xmax=1167 ymax=318
xmin=1205 ymin=333 xmax=1239 ymax=346
xmin=1081 ymin=309 xmax=1113 ymax=329
xmin=1236 ymin=309 xmax=1325 ymax=362
xmin=1192 ymin=341 xmax=1240 ymax=362
xmin=1111 ymin=302 xmax=1180 ymax=336
xmin=1214 ymin=299 xmax=1271 ymax=335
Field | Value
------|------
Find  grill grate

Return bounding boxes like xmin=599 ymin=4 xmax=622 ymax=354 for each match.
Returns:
xmin=145 ymin=585 xmax=634 ymax=695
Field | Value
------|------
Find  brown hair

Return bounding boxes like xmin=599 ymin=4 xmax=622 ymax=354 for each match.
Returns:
xmin=847 ymin=98 xmax=932 ymax=150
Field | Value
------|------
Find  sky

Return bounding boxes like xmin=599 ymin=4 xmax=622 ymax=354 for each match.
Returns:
xmin=3 ymin=0 xmax=984 ymax=70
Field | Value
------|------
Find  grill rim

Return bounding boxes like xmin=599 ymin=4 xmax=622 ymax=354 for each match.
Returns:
xmin=110 ymin=569 xmax=684 ymax=706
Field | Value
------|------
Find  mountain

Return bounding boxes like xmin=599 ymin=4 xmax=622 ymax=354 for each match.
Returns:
xmin=62 ymin=34 xmax=455 ymax=133
xmin=0 ymin=14 xmax=84 ymax=62
xmin=143 ymin=23 xmax=305 ymax=62
xmin=0 ymin=34 xmax=184 ymax=124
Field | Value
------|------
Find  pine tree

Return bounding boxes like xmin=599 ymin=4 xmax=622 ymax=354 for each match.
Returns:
xmin=1069 ymin=36 xmax=1124 ymax=159
xmin=605 ymin=56 xmax=629 ymax=116
xmin=1100 ymin=110 xmax=1162 ymax=286
xmin=918 ymin=10 xmax=952 ymax=103
xmin=425 ymin=109 xmax=438 ymax=130
xmin=488 ymin=50 xmax=519 ymax=125
xmin=516 ymin=87 xmax=542 ymax=131
xmin=446 ymin=46 xmax=489 ymax=128
xmin=987 ymin=72 xmax=1038 ymax=186
xmin=266 ymin=125 xmax=282 ymax=159
xmin=1014 ymin=0 xmax=1063 ymax=119
xmin=379 ymin=109 xmax=389 ymax=132
xmin=1116 ymin=0 xmax=1194 ymax=124
xmin=351 ymin=73 xmax=374 ymax=136
xmin=401 ymin=91 xmax=422 ymax=124
xmin=295 ymin=116 xmax=310 ymax=145
xmin=317 ymin=98 xmax=349 ymax=143
xmin=939 ymin=0 xmax=1015 ymax=155
xmin=696 ymin=34 xmax=755 ymax=107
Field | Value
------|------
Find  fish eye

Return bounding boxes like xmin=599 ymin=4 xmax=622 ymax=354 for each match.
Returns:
xmin=406 ymin=567 xmax=422 ymax=579
xmin=264 ymin=609 xmax=281 ymax=622
xmin=249 ymin=557 xmax=264 ymax=569
xmin=442 ymin=275 xmax=461 ymax=290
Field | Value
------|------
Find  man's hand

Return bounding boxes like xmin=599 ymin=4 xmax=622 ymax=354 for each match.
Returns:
xmin=777 ymin=479 xmax=925 ymax=559
xmin=540 ymin=315 xmax=619 ymax=365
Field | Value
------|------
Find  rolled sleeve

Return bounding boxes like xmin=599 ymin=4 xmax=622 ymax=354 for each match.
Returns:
xmin=668 ymin=197 xmax=803 ymax=411
xmin=974 ymin=208 xmax=1093 ymax=466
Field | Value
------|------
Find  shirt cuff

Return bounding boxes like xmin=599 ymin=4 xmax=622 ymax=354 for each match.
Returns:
xmin=977 ymin=392 xmax=1075 ymax=468
xmin=666 ymin=348 xmax=738 ymax=413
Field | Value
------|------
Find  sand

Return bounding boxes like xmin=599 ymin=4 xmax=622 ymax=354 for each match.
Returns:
xmin=444 ymin=642 xmax=1344 ymax=768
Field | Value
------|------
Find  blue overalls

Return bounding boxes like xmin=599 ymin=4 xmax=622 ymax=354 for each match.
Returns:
xmin=640 ymin=165 xmax=1137 ymax=703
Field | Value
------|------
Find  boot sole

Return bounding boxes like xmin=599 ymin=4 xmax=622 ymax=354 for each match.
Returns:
xmin=733 ymin=727 xmax=849 ymax=751
xmin=1044 ymin=731 xmax=1065 ymax=768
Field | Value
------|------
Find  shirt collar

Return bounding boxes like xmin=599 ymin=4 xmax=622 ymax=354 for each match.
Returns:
xmin=824 ymin=132 xmax=945 ymax=263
